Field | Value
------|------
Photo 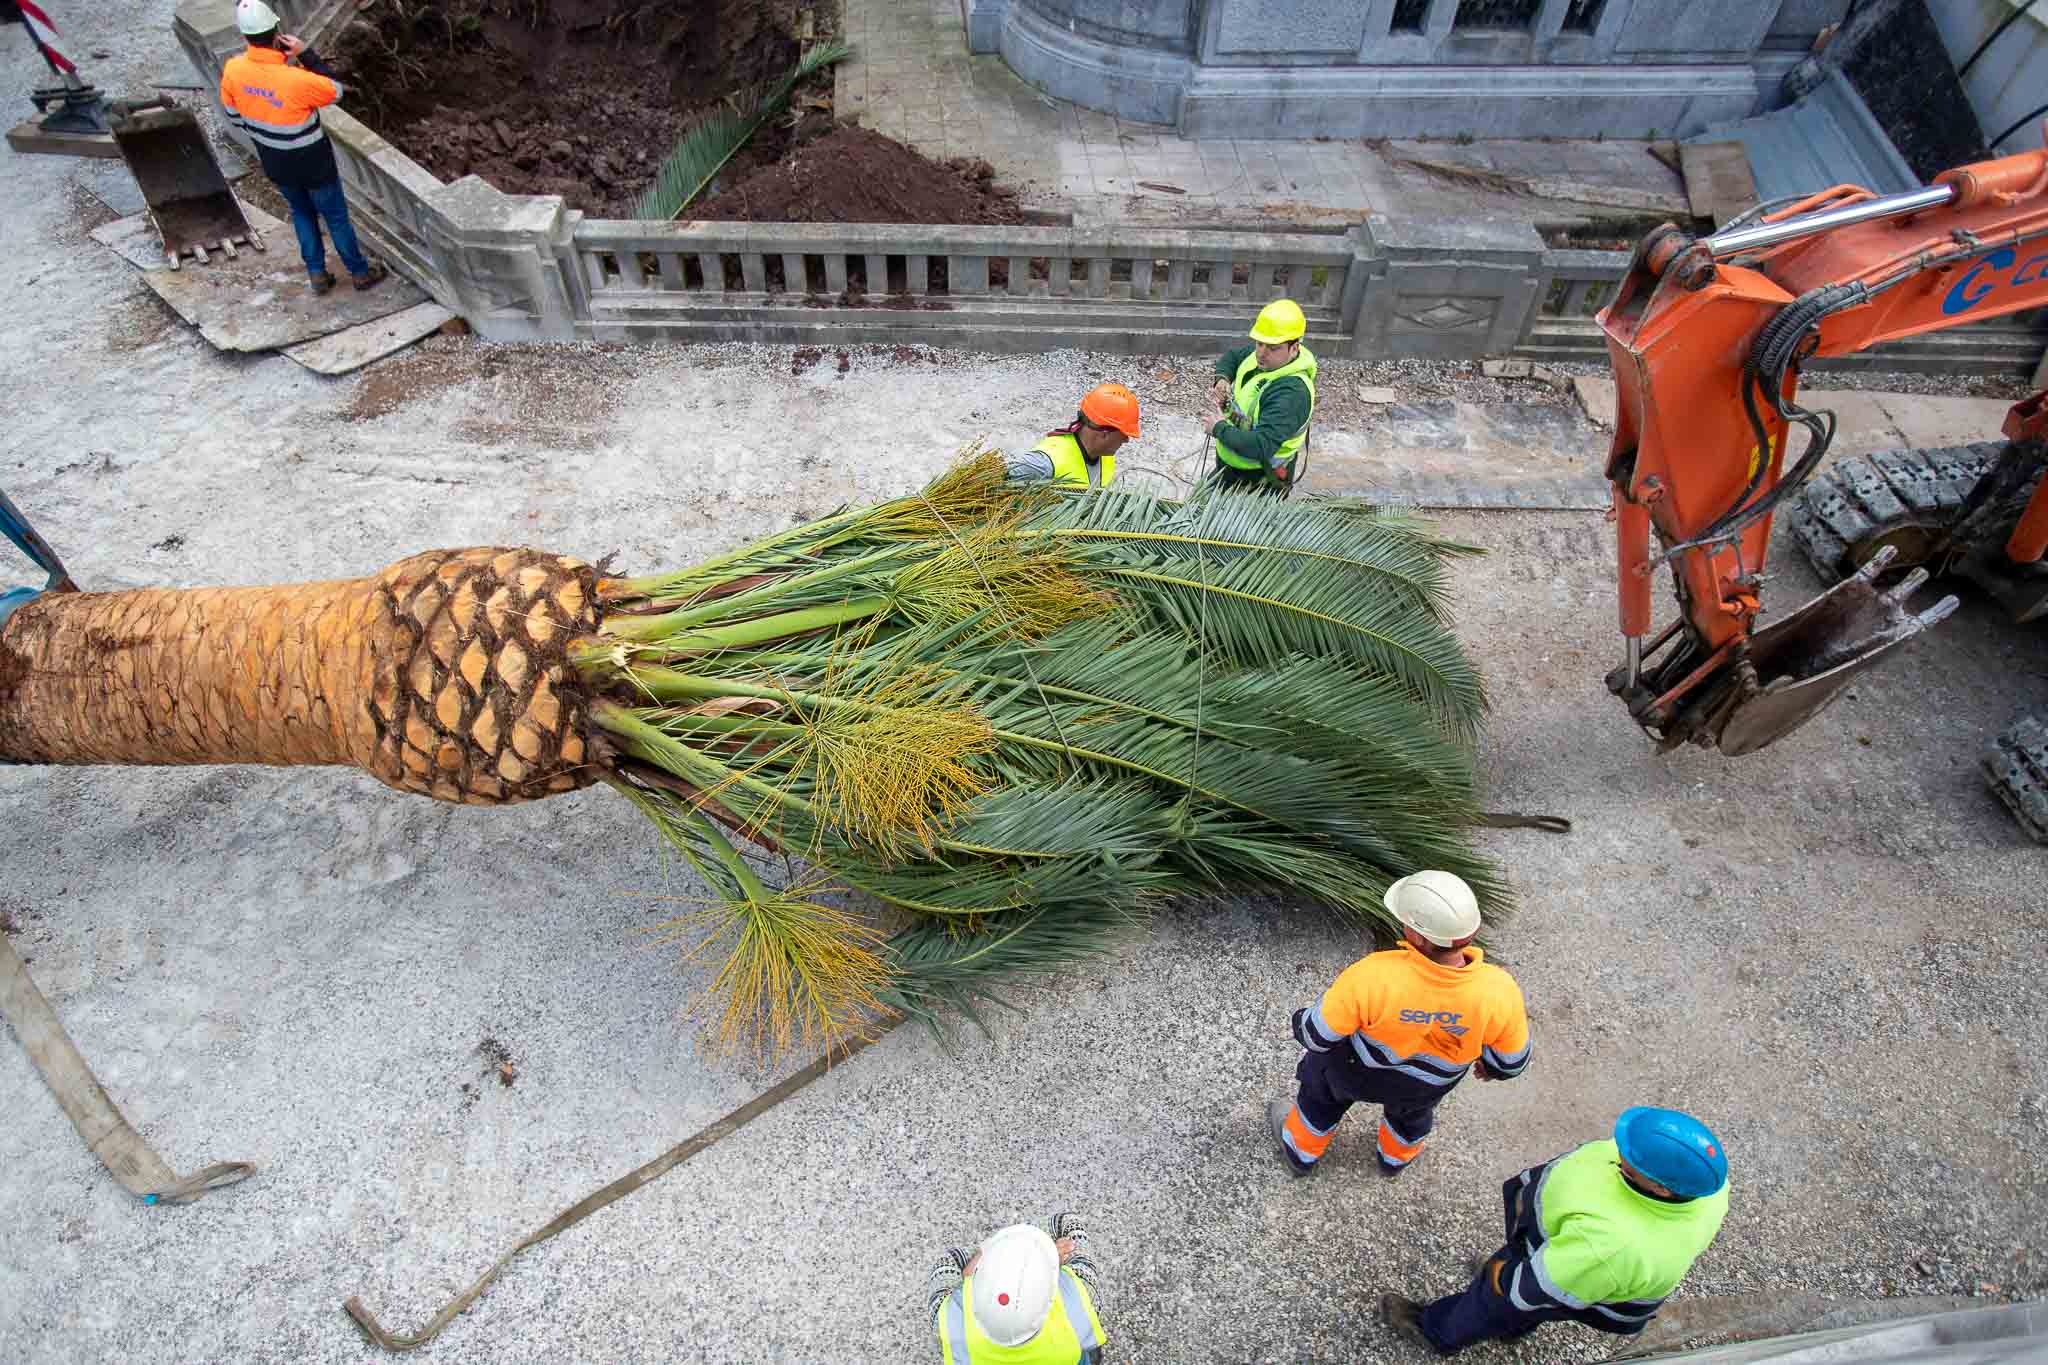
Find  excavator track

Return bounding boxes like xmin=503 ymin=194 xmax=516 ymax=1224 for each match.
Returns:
xmin=1788 ymin=443 xmax=2048 ymax=844
xmin=1783 ymin=442 xmax=2004 ymax=580
xmin=1986 ymin=713 xmax=2048 ymax=844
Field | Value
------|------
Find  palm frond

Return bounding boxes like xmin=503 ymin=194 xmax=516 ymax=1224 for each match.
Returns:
xmin=588 ymin=454 xmax=1512 ymax=1050
xmin=633 ymin=42 xmax=853 ymax=222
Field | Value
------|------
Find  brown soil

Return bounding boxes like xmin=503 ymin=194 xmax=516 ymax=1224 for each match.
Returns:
xmin=329 ymin=0 xmax=810 ymax=216
xmin=689 ymin=126 xmax=1024 ymax=225
xmin=328 ymin=0 xmax=1031 ymax=226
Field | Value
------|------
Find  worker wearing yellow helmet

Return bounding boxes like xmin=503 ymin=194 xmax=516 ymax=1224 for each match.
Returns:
xmin=1005 ymin=382 xmax=1141 ymax=489
xmin=1205 ymin=298 xmax=1316 ymax=495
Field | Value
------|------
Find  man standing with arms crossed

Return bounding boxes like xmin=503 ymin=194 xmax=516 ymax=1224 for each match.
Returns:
xmin=219 ymin=0 xmax=385 ymax=296
xmin=1268 ymin=869 xmax=1529 ymax=1178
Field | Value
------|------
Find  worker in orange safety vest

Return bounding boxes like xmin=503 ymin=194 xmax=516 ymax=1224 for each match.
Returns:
xmin=1268 ymin=870 xmax=1530 ymax=1178
xmin=218 ymin=0 xmax=385 ymax=295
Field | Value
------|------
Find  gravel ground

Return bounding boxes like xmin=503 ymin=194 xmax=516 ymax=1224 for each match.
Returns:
xmin=6 ymin=8 xmax=2048 ymax=1364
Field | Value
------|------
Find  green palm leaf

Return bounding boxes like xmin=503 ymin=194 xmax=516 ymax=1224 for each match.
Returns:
xmin=588 ymin=454 xmax=1512 ymax=1049
xmin=633 ymin=42 xmax=853 ymax=222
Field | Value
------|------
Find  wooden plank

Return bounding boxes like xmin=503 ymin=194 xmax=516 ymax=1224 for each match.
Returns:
xmin=283 ymin=302 xmax=456 ymax=376
xmin=1679 ymin=140 xmax=1759 ymax=229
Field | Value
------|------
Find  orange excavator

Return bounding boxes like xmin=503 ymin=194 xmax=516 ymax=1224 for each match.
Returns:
xmin=1599 ymin=136 xmax=2048 ymax=840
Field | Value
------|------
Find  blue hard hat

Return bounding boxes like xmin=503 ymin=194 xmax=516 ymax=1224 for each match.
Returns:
xmin=1614 ymin=1107 xmax=1728 ymax=1199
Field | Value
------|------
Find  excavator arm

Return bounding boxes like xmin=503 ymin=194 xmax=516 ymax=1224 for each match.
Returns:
xmin=1600 ymin=139 xmax=2048 ymax=756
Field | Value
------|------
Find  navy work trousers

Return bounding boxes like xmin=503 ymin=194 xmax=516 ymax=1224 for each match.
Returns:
xmin=1293 ymin=1043 xmax=1444 ymax=1169
xmin=277 ymin=179 xmax=368 ymax=280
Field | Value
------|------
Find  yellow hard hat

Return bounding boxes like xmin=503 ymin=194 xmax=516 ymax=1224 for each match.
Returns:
xmin=1249 ymin=298 xmax=1306 ymax=344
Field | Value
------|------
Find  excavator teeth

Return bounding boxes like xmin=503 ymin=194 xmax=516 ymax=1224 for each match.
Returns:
xmin=1710 ymin=564 xmax=1959 ymax=757
xmin=1883 ymin=566 xmax=1931 ymax=602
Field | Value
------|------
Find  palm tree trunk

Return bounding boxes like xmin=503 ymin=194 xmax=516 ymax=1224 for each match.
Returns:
xmin=0 ymin=546 xmax=606 ymax=805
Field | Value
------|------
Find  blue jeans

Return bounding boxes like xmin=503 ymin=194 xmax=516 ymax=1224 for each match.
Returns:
xmin=276 ymin=179 xmax=367 ymax=280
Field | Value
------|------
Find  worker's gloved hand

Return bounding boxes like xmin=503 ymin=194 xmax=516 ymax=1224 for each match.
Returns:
xmin=1210 ymin=377 xmax=1230 ymax=411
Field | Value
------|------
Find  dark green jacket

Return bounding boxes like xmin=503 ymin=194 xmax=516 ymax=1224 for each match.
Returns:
xmin=1210 ymin=344 xmax=1313 ymax=469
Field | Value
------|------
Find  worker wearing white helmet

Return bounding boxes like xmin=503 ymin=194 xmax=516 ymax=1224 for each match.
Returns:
xmin=218 ymin=0 xmax=386 ymax=295
xmin=925 ymin=1215 xmax=1107 ymax=1363
xmin=1267 ymin=870 xmax=1531 ymax=1178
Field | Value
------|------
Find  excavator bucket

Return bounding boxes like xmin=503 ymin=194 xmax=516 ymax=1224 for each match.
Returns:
xmin=1715 ymin=547 xmax=1959 ymax=755
xmin=107 ymin=97 xmax=262 ymax=269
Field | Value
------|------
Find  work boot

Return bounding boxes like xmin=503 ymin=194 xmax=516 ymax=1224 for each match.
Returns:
xmin=351 ymin=262 xmax=387 ymax=291
xmin=1379 ymin=1293 xmax=1442 ymax=1354
xmin=1377 ymin=1148 xmax=1424 ymax=1179
xmin=308 ymin=271 xmax=337 ymax=295
xmin=1266 ymin=1100 xmax=1315 ymax=1179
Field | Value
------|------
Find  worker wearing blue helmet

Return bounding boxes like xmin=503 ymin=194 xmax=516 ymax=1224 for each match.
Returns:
xmin=1379 ymin=1107 xmax=1730 ymax=1355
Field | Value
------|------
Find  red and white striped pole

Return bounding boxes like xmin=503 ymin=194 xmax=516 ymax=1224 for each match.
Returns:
xmin=16 ymin=0 xmax=81 ymax=81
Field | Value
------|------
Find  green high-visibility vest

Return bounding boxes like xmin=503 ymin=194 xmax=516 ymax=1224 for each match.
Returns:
xmin=937 ymin=1267 xmax=1107 ymax=1363
xmin=1529 ymin=1140 xmax=1729 ymax=1308
xmin=1032 ymin=432 xmax=1115 ymax=489
xmin=1215 ymin=345 xmax=1317 ymax=472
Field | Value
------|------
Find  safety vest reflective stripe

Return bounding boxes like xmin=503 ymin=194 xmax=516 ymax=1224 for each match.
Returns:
xmin=1058 ymin=1270 xmax=1102 ymax=1354
xmin=1482 ymin=1039 xmax=1531 ymax=1076
xmin=1348 ymin=1030 xmax=1470 ymax=1087
xmin=1031 ymin=433 xmax=1114 ymax=489
xmin=941 ymin=1287 xmax=970 ymax=1365
xmin=941 ymin=1270 xmax=1102 ymax=1362
xmin=243 ymin=118 xmax=327 ymax=151
xmin=1216 ymin=346 xmax=1317 ymax=471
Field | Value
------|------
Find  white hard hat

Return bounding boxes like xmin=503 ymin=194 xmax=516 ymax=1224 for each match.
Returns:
xmin=236 ymin=0 xmax=281 ymax=35
xmin=1384 ymin=870 xmax=1481 ymax=946
xmin=970 ymin=1224 xmax=1059 ymax=1347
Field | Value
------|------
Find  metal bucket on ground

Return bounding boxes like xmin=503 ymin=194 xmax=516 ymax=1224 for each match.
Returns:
xmin=107 ymin=96 xmax=263 ymax=269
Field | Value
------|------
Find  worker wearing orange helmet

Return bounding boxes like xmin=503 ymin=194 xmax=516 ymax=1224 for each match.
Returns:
xmin=1207 ymin=298 xmax=1316 ymax=494
xmin=1006 ymin=383 xmax=1141 ymax=489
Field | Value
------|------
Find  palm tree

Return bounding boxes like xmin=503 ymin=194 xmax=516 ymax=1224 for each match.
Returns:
xmin=0 ymin=453 xmax=1498 ymax=1055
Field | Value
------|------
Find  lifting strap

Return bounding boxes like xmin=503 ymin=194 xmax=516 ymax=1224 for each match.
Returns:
xmin=344 ymin=1014 xmax=905 ymax=1351
xmin=0 ymin=932 xmax=254 ymax=1204
xmin=1476 ymin=811 xmax=1573 ymax=834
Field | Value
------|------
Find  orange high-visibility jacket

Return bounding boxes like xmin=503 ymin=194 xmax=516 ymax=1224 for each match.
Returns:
xmin=219 ymin=45 xmax=343 ymax=189
xmin=1296 ymin=941 xmax=1530 ymax=1091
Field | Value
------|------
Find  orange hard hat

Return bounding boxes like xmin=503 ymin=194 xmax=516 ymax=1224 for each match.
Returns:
xmin=1078 ymin=382 xmax=1141 ymax=439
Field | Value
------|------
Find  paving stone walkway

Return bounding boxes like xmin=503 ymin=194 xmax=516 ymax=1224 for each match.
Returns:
xmin=833 ymin=0 xmax=1688 ymax=226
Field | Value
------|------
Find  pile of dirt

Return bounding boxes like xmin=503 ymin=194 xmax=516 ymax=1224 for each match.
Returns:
xmin=328 ymin=0 xmax=810 ymax=216
xmin=688 ymin=126 xmax=1025 ymax=225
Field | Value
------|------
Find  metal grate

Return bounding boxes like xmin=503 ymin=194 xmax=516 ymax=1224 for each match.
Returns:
xmin=1453 ymin=0 xmax=1540 ymax=29
xmin=1391 ymin=0 xmax=1431 ymax=32
xmin=1562 ymin=0 xmax=1606 ymax=32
